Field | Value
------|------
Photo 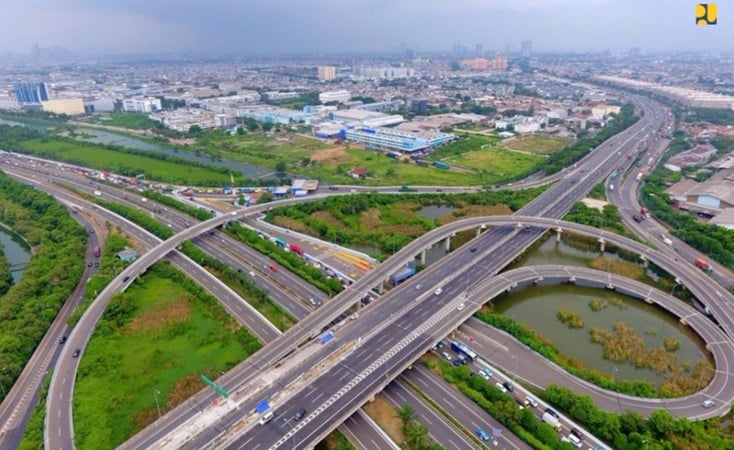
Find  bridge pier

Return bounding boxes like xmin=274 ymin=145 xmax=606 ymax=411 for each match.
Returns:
xmin=419 ymin=250 xmax=426 ymax=265
xmin=598 ymin=238 xmax=606 ymax=253
xmin=476 ymin=227 xmax=482 ymax=237
xmin=506 ymin=281 xmax=518 ymax=292
xmin=606 ymin=283 xmax=615 ymax=290
xmin=639 ymin=255 xmax=649 ymax=268
xmin=680 ymin=318 xmax=687 ymax=326
xmin=444 ymin=236 xmax=451 ymax=251
xmin=568 ymin=276 xmax=576 ymax=283
xmin=645 ymin=297 xmax=653 ymax=304
xmin=533 ymin=276 xmax=544 ymax=285
xmin=377 ymin=282 xmax=384 ymax=295
xmin=555 ymin=227 xmax=563 ymax=243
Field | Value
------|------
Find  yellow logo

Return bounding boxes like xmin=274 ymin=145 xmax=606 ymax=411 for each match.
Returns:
xmin=696 ymin=3 xmax=717 ymax=25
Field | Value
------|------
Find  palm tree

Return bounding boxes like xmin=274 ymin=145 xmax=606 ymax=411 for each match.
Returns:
xmin=396 ymin=404 xmax=415 ymax=426
xmin=403 ymin=421 xmax=428 ymax=449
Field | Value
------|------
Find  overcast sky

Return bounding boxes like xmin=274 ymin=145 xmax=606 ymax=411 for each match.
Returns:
xmin=2 ymin=0 xmax=731 ymax=56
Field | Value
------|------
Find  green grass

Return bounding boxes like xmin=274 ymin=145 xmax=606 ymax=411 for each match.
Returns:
xmin=95 ymin=112 xmax=161 ymax=130
xmin=441 ymin=146 xmax=542 ymax=176
xmin=501 ymin=135 xmax=571 ymax=154
xmin=193 ymin=131 xmax=539 ymax=186
xmin=73 ymin=266 xmax=257 ymax=450
xmin=18 ymin=138 xmax=231 ymax=185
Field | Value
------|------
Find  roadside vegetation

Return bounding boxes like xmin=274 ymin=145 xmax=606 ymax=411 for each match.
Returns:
xmin=265 ymin=189 xmax=545 ymax=260
xmin=0 ymin=173 xmax=87 ymax=404
xmin=73 ymin=261 xmax=261 ymax=450
xmin=0 ymin=239 xmax=15 ymax=296
xmin=314 ymin=430 xmax=356 ymax=450
xmin=545 ymin=384 xmax=734 ymax=450
xmin=395 ymin=405 xmax=444 ymax=450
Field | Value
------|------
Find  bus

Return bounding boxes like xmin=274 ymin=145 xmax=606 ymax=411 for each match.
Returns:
xmin=450 ymin=341 xmax=477 ymax=362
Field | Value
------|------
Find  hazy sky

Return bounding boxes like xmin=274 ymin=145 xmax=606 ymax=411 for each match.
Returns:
xmin=2 ymin=0 xmax=731 ymax=55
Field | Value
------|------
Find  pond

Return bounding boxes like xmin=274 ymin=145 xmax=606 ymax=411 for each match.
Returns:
xmin=0 ymin=225 xmax=31 ymax=283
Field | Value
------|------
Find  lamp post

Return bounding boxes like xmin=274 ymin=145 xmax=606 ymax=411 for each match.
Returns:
xmin=153 ymin=389 xmax=162 ymax=419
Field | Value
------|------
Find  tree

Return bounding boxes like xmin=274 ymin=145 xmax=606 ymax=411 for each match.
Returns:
xmin=274 ymin=161 xmax=287 ymax=174
xmin=188 ymin=125 xmax=203 ymax=136
xmin=403 ymin=420 xmax=428 ymax=449
xmin=258 ymin=192 xmax=274 ymax=203
xmin=396 ymin=404 xmax=415 ymax=425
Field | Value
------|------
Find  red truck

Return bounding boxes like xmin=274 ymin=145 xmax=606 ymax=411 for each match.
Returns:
xmin=93 ymin=246 xmax=101 ymax=257
xmin=640 ymin=207 xmax=649 ymax=218
xmin=289 ymin=243 xmax=304 ymax=255
xmin=695 ymin=258 xmax=712 ymax=272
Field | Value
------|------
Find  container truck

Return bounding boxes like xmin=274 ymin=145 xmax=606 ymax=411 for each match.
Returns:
xmin=695 ymin=258 xmax=712 ymax=272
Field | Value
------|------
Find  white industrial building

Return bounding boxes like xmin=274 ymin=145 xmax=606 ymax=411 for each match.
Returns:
xmin=328 ymin=109 xmax=403 ymax=127
xmin=122 ymin=97 xmax=162 ymax=113
xmin=319 ymin=90 xmax=351 ymax=104
xmin=342 ymin=127 xmax=455 ymax=153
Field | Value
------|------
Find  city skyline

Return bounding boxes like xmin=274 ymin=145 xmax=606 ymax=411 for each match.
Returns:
xmin=1 ymin=0 xmax=732 ymax=57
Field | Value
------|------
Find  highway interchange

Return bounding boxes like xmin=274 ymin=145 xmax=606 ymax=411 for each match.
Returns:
xmin=0 ymin=91 xmax=733 ymax=449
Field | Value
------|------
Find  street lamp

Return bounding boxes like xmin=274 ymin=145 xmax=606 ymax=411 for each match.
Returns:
xmin=153 ymin=389 xmax=162 ymax=419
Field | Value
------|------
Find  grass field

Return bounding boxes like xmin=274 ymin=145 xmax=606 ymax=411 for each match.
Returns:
xmin=500 ymin=135 xmax=571 ymax=154
xmin=92 ymin=112 xmax=161 ymax=130
xmin=73 ymin=269 xmax=256 ymax=450
xmin=18 ymin=138 xmax=231 ymax=185
xmin=195 ymin=131 xmax=538 ymax=185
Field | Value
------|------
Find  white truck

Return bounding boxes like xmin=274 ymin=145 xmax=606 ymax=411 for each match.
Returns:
xmin=542 ymin=412 xmax=562 ymax=431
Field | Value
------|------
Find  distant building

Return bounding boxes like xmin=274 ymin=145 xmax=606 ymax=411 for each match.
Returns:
xmin=14 ymin=81 xmax=49 ymax=104
xmin=520 ymin=40 xmax=532 ymax=58
xmin=329 ymin=109 xmax=403 ymax=127
xmin=41 ymin=98 xmax=85 ymax=115
xmin=319 ymin=90 xmax=351 ymax=104
xmin=341 ymin=127 xmax=455 ymax=153
xmin=117 ymin=249 xmax=138 ymax=262
xmin=317 ymin=66 xmax=337 ymax=82
xmin=410 ymin=99 xmax=428 ymax=115
xmin=122 ymin=97 xmax=161 ymax=114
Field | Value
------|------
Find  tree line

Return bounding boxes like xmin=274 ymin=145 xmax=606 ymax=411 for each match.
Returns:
xmin=0 ymin=172 xmax=87 ymax=403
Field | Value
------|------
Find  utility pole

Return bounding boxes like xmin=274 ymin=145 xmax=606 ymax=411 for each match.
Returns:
xmin=153 ymin=389 xmax=161 ymax=419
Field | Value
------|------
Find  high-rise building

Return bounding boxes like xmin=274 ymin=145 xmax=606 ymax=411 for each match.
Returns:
xmin=14 ymin=81 xmax=49 ymax=103
xmin=628 ymin=47 xmax=641 ymax=58
xmin=475 ymin=44 xmax=483 ymax=56
xmin=317 ymin=66 xmax=337 ymax=82
xmin=521 ymin=40 xmax=532 ymax=58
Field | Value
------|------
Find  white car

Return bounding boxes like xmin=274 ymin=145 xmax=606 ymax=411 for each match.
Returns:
xmin=434 ymin=288 xmax=443 ymax=295
xmin=457 ymin=303 xmax=465 ymax=311
xmin=495 ymin=382 xmax=507 ymax=393
xmin=248 ymin=271 xmax=255 ymax=277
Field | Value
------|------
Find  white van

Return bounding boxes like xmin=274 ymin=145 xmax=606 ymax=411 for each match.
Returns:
xmin=259 ymin=411 xmax=274 ymax=425
xmin=567 ymin=434 xmax=583 ymax=448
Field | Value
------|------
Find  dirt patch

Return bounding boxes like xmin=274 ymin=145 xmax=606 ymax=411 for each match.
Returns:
xmin=124 ymin=297 xmax=190 ymax=334
xmin=271 ymin=216 xmax=309 ymax=233
xmin=167 ymin=137 xmax=197 ymax=145
xmin=358 ymin=208 xmax=382 ymax=230
xmin=362 ymin=395 xmax=405 ymax=445
xmin=311 ymin=146 xmax=350 ymax=164
xmin=437 ymin=203 xmax=513 ymax=225
xmin=132 ymin=372 xmax=203 ymax=432
xmin=311 ymin=210 xmax=344 ymax=228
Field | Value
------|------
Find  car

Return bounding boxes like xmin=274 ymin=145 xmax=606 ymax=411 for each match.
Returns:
xmin=632 ymin=214 xmax=642 ymax=223
xmin=457 ymin=303 xmax=465 ymax=311
xmin=502 ymin=381 xmax=514 ymax=392
xmin=702 ymin=399 xmax=715 ymax=408
xmin=123 ymin=276 xmax=130 ymax=282
xmin=526 ymin=396 xmax=538 ymax=408
xmin=470 ymin=247 xmax=477 ymax=253
xmin=249 ymin=271 xmax=255 ymax=277
xmin=495 ymin=382 xmax=507 ymax=393
xmin=476 ymin=428 xmax=490 ymax=441
xmin=415 ymin=284 xmax=422 ymax=290
xmin=442 ymin=352 xmax=452 ymax=361
xmin=94 ymin=262 xmax=99 ymax=268
xmin=434 ymin=341 xmax=444 ymax=349
xmin=452 ymin=359 xmax=462 ymax=366
xmin=434 ymin=288 xmax=443 ymax=295
xmin=545 ymin=407 xmax=559 ymax=418
xmin=59 ymin=336 xmax=67 ymax=345
xmin=87 ymin=262 xmax=92 ymax=267
xmin=570 ymin=428 xmax=584 ymax=440
xmin=293 ymin=408 xmax=306 ymax=421
xmin=436 ymin=188 xmax=443 ymax=192
xmin=479 ymin=367 xmax=492 ymax=380
xmin=72 ymin=349 xmax=81 ymax=358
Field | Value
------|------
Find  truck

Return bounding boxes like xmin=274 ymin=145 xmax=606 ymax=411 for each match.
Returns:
xmin=695 ymin=258 xmax=712 ymax=272
xmin=640 ymin=207 xmax=649 ymax=217
xmin=289 ymin=243 xmax=304 ymax=255
xmin=542 ymin=412 xmax=562 ymax=430
xmin=93 ymin=246 xmax=101 ymax=257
